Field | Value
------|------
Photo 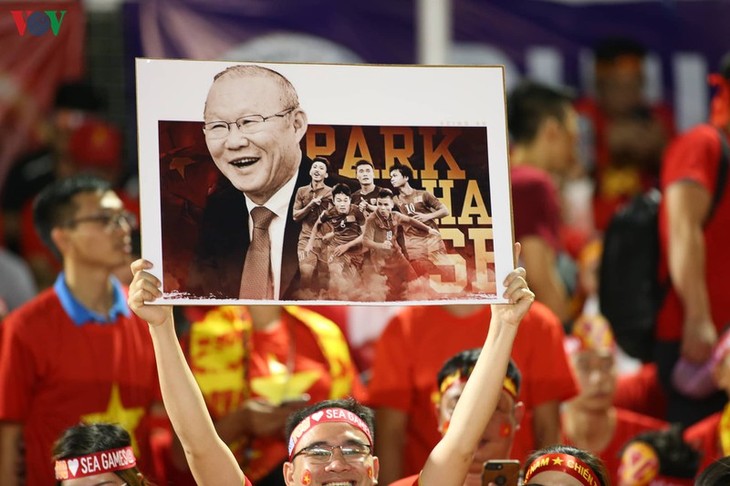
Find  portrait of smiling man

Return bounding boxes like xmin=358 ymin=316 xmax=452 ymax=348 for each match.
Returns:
xmin=186 ymin=64 xmax=311 ymax=300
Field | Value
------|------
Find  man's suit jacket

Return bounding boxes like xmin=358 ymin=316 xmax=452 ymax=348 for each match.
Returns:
xmin=186 ymin=159 xmax=311 ymax=300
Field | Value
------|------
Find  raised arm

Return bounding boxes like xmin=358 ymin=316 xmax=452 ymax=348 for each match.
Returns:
xmin=127 ymin=259 xmax=245 ymax=486
xmin=420 ymin=244 xmax=534 ymax=486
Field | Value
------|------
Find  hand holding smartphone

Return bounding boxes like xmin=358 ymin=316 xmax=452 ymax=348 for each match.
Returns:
xmin=482 ymin=459 xmax=521 ymax=486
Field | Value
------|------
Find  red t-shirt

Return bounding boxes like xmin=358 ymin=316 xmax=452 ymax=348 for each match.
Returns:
xmin=511 ymin=165 xmax=562 ymax=252
xmin=561 ymin=408 xmax=668 ymax=485
xmin=613 ymin=363 xmax=668 ymax=420
xmin=684 ymin=411 xmax=721 ymax=474
xmin=179 ymin=306 xmax=366 ymax=482
xmin=656 ymin=125 xmax=730 ymax=340
xmin=367 ymin=302 xmax=578 ymax=475
xmin=0 ymin=287 xmax=160 ymax=485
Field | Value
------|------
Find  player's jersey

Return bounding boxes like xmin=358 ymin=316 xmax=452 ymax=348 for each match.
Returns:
xmin=351 ymin=186 xmax=382 ymax=217
xmin=364 ymin=212 xmax=408 ymax=254
xmin=293 ymin=184 xmax=333 ymax=237
xmin=319 ymin=205 xmax=365 ymax=246
xmin=394 ymin=189 xmax=443 ymax=233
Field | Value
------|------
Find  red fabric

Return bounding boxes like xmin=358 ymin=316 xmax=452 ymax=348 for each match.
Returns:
xmin=511 ymin=165 xmax=562 ymax=252
xmin=613 ymin=363 xmax=668 ymax=420
xmin=575 ymin=98 xmax=675 ymax=231
xmin=174 ymin=306 xmax=366 ymax=483
xmin=656 ymin=125 xmax=730 ymax=340
xmin=389 ymin=473 xmax=419 ymax=486
xmin=0 ymin=287 xmax=160 ymax=485
xmin=561 ymin=408 xmax=669 ymax=485
xmin=683 ymin=412 xmax=721 ymax=474
xmin=367 ymin=302 xmax=578 ymax=475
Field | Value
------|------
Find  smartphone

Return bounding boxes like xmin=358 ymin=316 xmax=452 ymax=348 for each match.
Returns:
xmin=482 ymin=459 xmax=521 ymax=486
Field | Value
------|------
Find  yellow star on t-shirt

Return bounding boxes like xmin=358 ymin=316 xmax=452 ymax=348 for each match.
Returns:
xmin=81 ymin=384 xmax=145 ymax=454
xmin=251 ymin=354 xmax=320 ymax=405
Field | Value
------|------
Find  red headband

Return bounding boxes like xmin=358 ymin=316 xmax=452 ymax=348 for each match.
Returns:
xmin=287 ymin=408 xmax=373 ymax=459
xmin=524 ymin=453 xmax=600 ymax=486
xmin=54 ymin=446 xmax=136 ymax=480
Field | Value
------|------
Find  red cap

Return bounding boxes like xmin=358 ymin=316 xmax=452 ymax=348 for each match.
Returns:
xmin=68 ymin=119 xmax=122 ymax=169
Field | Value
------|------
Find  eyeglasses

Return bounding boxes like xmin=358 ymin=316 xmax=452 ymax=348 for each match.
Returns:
xmin=62 ymin=211 xmax=138 ymax=232
xmin=203 ymin=107 xmax=297 ymax=139
xmin=290 ymin=443 xmax=372 ymax=464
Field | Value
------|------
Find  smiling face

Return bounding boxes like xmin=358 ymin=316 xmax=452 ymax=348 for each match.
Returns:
xmin=284 ymin=422 xmax=379 ymax=486
xmin=437 ymin=382 xmax=523 ymax=486
xmin=203 ymin=72 xmax=307 ymax=205
xmin=310 ymin=161 xmax=329 ymax=183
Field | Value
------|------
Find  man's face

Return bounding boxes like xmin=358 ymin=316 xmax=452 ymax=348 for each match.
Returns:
xmin=284 ymin=422 xmax=379 ymax=486
xmin=56 ymin=190 xmax=133 ymax=270
xmin=310 ymin=161 xmax=328 ymax=183
xmin=596 ymin=69 xmax=644 ymax=117
xmin=376 ymin=197 xmax=394 ymax=217
xmin=437 ymin=382 xmax=522 ymax=486
xmin=356 ymin=164 xmax=374 ymax=186
xmin=334 ymin=193 xmax=350 ymax=214
xmin=389 ymin=170 xmax=407 ymax=189
xmin=549 ymin=106 xmax=580 ymax=174
xmin=570 ymin=349 xmax=617 ymax=411
xmin=203 ymin=74 xmax=307 ymax=205
xmin=63 ymin=471 xmax=129 ymax=485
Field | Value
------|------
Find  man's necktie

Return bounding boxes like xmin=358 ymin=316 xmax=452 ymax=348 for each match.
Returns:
xmin=239 ymin=206 xmax=276 ymax=299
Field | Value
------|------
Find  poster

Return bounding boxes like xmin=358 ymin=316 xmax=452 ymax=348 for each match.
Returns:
xmin=136 ymin=59 xmax=514 ymax=304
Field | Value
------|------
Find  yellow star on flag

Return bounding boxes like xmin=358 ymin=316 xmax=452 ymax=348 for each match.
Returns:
xmin=81 ymin=384 xmax=145 ymax=454
xmin=552 ymin=456 xmax=564 ymax=466
xmin=251 ymin=354 xmax=320 ymax=405
xmin=170 ymin=157 xmax=195 ymax=178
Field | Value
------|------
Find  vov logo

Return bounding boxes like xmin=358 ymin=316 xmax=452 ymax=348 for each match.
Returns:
xmin=11 ymin=10 xmax=67 ymax=36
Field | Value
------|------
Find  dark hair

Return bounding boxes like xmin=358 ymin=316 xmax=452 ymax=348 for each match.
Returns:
xmin=332 ymin=183 xmax=352 ymax=198
xmin=593 ymin=37 xmax=646 ymax=63
xmin=436 ymin=348 xmax=522 ymax=397
xmin=507 ymin=81 xmax=574 ymax=144
xmin=621 ymin=425 xmax=700 ymax=479
xmin=285 ymin=397 xmax=376 ymax=444
xmin=312 ymin=156 xmax=331 ymax=173
xmin=377 ymin=188 xmax=394 ymax=200
xmin=696 ymin=457 xmax=730 ymax=486
xmin=33 ymin=174 xmax=112 ymax=260
xmin=524 ymin=445 xmax=609 ymax=486
xmin=390 ymin=164 xmax=413 ymax=181
xmin=53 ymin=423 xmax=151 ymax=485
xmin=720 ymin=52 xmax=730 ymax=81
xmin=355 ymin=159 xmax=374 ymax=170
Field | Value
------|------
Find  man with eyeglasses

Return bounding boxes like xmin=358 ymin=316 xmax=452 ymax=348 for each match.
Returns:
xmin=186 ymin=64 xmax=311 ymax=301
xmin=127 ymin=242 xmax=536 ymax=486
xmin=0 ymin=175 xmax=163 ymax=486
